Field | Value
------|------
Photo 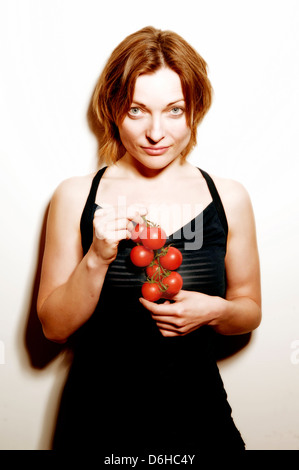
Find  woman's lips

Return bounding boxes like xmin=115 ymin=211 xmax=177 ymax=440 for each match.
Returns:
xmin=142 ymin=146 xmax=170 ymax=156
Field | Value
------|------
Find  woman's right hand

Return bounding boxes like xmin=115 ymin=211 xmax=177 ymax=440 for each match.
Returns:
xmin=37 ymin=177 xmax=147 ymax=342
xmin=91 ymin=203 xmax=148 ymax=264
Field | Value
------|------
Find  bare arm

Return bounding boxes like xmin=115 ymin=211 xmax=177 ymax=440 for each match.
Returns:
xmin=208 ymin=178 xmax=261 ymax=334
xmin=37 ymin=176 xmax=146 ymax=343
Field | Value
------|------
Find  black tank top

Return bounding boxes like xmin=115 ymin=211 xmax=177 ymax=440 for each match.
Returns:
xmin=53 ymin=166 xmax=245 ymax=452
xmin=80 ymin=166 xmax=228 ymax=291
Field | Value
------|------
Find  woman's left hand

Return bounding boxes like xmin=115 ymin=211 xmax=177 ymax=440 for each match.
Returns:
xmin=139 ymin=290 xmax=220 ymax=337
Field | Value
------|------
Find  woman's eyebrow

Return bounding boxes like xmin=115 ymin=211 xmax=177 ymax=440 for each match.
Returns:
xmin=167 ymin=99 xmax=185 ymax=106
xmin=131 ymin=98 xmax=185 ymax=108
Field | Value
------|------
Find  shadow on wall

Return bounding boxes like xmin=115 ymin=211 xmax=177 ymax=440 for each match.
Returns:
xmin=22 ymin=204 xmax=71 ymax=449
xmin=24 ymin=204 xmax=66 ymax=370
xmin=214 ymin=331 xmax=251 ymax=361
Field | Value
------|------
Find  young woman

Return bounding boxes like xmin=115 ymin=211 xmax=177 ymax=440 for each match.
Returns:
xmin=37 ymin=26 xmax=261 ymax=453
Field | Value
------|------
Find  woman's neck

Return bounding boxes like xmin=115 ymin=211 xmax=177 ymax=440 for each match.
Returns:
xmin=114 ymin=153 xmax=192 ymax=182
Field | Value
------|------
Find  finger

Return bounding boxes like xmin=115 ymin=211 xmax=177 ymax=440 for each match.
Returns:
xmin=94 ymin=207 xmax=104 ymax=218
xmin=127 ymin=220 xmax=135 ymax=233
xmin=151 ymin=314 xmax=178 ymax=324
xmin=153 ymin=309 xmax=187 ymax=328
xmin=127 ymin=204 xmax=148 ymax=218
xmin=139 ymin=297 xmax=177 ymax=315
xmin=156 ymin=322 xmax=178 ymax=332
xmin=104 ymin=218 xmax=134 ymax=232
xmin=127 ymin=207 xmax=148 ymax=225
xmin=102 ymin=229 xmax=132 ymax=242
xmin=95 ymin=205 xmax=147 ymax=227
xmin=97 ymin=223 xmax=135 ymax=242
xmin=157 ymin=326 xmax=181 ymax=337
xmin=162 ymin=290 xmax=185 ymax=301
xmin=94 ymin=205 xmax=116 ymax=221
xmin=94 ymin=218 xmax=131 ymax=240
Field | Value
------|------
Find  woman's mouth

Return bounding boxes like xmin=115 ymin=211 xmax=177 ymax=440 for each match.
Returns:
xmin=141 ymin=146 xmax=170 ymax=156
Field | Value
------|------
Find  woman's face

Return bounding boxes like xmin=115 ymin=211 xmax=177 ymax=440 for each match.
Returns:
xmin=118 ymin=67 xmax=191 ymax=171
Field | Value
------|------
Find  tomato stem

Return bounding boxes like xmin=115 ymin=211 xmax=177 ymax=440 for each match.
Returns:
xmin=141 ymin=216 xmax=159 ymax=228
xmin=145 ymin=253 xmax=171 ymax=292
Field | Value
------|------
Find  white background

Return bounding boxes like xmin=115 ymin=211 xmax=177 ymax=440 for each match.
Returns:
xmin=0 ymin=0 xmax=299 ymax=450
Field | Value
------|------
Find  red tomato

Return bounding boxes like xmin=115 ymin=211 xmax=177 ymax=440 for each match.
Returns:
xmin=141 ymin=282 xmax=162 ymax=301
xmin=163 ymin=272 xmax=183 ymax=297
xmin=146 ymin=261 xmax=162 ymax=280
xmin=159 ymin=247 xmax=183 ymax=270
xmin=130 ymin=245 xmax=154 ymax=267
xmin=131 ymin=223 xmax=147 ymax=243
xmin=141 ymin=226 xmax=167 ymax=250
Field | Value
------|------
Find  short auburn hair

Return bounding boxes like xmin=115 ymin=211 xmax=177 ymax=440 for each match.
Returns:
xmin=92 ymin=26 xmax=213 ymax=165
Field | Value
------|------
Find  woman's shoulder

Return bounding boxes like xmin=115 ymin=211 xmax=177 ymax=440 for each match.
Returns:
xmin=49 ymin=172 xmax=98 ymax=222
xmin=209 ymin=173 xmax=254 ymax=223
xmin=211 ymin=174 xmax=249 ymax=199
xmin=52 ymin=172 xmax=96 ymax=203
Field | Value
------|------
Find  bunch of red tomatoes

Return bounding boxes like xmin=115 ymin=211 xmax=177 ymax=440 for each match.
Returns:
xmin=130 ymin=218 xmax=183 ymax=302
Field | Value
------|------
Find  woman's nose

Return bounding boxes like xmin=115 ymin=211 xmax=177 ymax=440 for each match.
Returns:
xmin=146 ymin=116 xmax=165 ymax=143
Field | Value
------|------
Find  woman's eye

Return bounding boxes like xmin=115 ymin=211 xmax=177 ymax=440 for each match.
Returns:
xmin=170 ymin=107 xmax=184 ymax=115
xmin=129 ymin=107 xmax=141 ymax=116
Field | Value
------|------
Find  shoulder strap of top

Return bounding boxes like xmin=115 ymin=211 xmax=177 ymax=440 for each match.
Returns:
xmin=80 ymin=166 xmax=107 ymax=254
xmin=87 ymin=166 xmax=107 ymax=204
xmin=198 ymin=168 xmax=228 ymax=236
